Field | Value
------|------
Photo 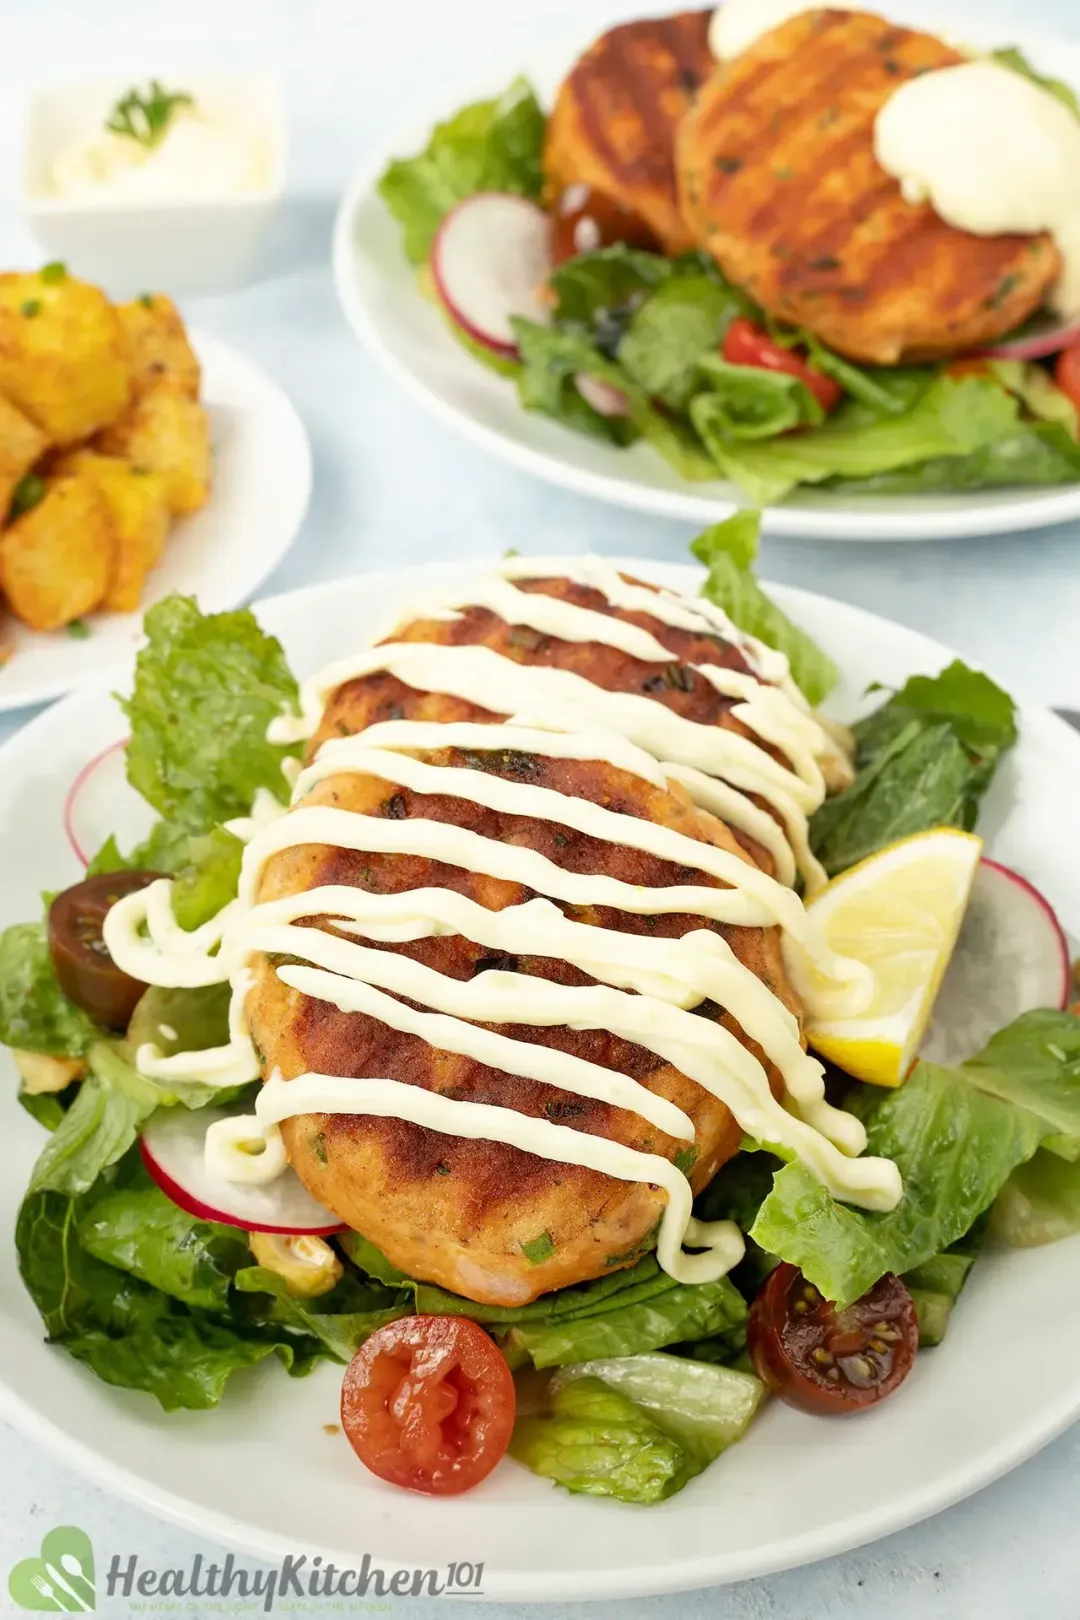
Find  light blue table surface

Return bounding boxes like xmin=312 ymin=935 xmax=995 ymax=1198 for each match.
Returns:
xmin=0 ymin=0 xmax=1077 ymax=1614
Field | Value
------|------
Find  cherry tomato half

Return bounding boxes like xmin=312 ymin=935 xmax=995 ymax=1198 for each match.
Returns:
xmin=1054 ymin=346 xmax=1080 ymax=414
xmin=748 ymin=1264 xmax=918 ymax=1415
xmin=722 ymin=318 xmax=844 ymax=413
xmin=550 ymin=183 xmax=661 ymax=266
xmin=48 ymin=870 xmax=161 ymax=1030
xmin=341 ymin=1315 xmax=516 ymax=1495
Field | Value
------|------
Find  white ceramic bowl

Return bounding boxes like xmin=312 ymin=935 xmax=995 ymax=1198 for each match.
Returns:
xmin=20 ymin=74 xmax=286 ymax=296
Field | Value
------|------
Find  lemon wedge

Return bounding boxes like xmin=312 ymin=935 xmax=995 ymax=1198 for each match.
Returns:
xmin=805 ymin=828 xmax=983 ymax=1087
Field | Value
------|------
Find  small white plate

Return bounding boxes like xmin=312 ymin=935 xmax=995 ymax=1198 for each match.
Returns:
xmin=0 ymin=330 xmax=312 ymax=713
xmin=333 ymin=5 xmax=1080 ymax=543
xmin=0 ymin=561 xmax=1078 ymax=1600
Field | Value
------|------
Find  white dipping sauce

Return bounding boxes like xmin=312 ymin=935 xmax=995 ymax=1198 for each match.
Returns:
xmin=50 ymin=99 xmax=271 ymax=202
xmin=875 ymin=61 xmax=1080 ymax=318
xmin=709 ymin=0 xmax=819 ymax=62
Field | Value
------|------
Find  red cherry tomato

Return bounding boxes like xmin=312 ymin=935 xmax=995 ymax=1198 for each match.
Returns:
xmin=1054 ymin=346 xmax=1080 ymax=413
xmin=748 ymin=1264 xmax=918 ymax=1415
xmin=722 ymin=318 xmax=844 ymax=412
xmin=550 ymin=184 xmax=661 ymax=266
xmin=340 ymin=1315 xmax=516 ymax=1495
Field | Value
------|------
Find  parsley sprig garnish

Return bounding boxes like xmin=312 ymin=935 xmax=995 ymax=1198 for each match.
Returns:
xmin=106 ymin=81 xmax=194 ymax=149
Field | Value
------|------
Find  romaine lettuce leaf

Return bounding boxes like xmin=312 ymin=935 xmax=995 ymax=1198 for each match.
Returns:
xmin=512 ymin=1355 xmax=762 ymax=1503
xmin=992 ymin=46 xmax=1080 ymax=121
xmin=512 ymin=319 xmax=716 ymax=478
xmin=801 ymin=338 xmax=933 ymax=418
xmin=961 ymin=1010 xmax=1080 ymax=1138
xmin=617 ymin=276 xmax=746 ymax=411
xmin=691 ymin=511 xmax=839 ymax=704
xmin=751 ymin=1059 xmax=1044 ymax=1307
xmin=827 ymin=422 xmax=1080 ymax=495
xmin=510 ymin=1376 xmax=697 ymax=1503
xmin=991 ymin=1149 xmax=1080 ymax=1248
xmin=121 ymin=595 xmax=299 ymax=834
xmin=700 ymin=375 xmax=1020 ymax=505
xmin=377 ymin=78 xmax=545 ymax=265
xmin=549 ymin=244 xmax=675 ymax=335
xmin=28 ymin=1043 xmax=161 ymax=1200
xmin=810 ymin=660 xmax=1016 ymax=876
xmin=77 ymin=1171 xmax=249 ymax=1311
xmin=0 ymin=921 xmax=101 ymax=1057
xmin=505 ymin=1272 xmax=746 ymax=1368
xmin=693 ymin=357 xmax=823 ymax=443
xmin=902 ymin=1222 xmax=986 ymax=1347
xmin=234 ymin=1266 xmax=410 ymax=1360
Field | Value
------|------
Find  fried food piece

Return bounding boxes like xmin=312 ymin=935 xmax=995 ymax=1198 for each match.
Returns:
xmin=544 ymin=10 xmax=715 ymax=256
xmin=95 ymin=378 xmax=210 ymax=515
xmin=0 ymin=270 xmax=131 ymax=443
xmin=53 ymin=450 xmax=170 ymax=613
xmin=117 ymin=293 xmax=201 ymax=400
xmin=0 ymin=395 xmax=50 ymax=520
xmin=677 ymin=10 xmax=1062 ymax=363
xmin=0 ymin=476 xmax=113 ymax=630
xmin=246 ymin=574 xmax=811 ymax=1305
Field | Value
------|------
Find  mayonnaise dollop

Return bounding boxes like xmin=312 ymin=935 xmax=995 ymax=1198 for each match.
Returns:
xmin=874 ymin=61 xmax=1080 ymax=318
xmin=49 ymin=94 xmax=272 ymax=203
xmin=709 ymin=0 xmax=821 ymax=61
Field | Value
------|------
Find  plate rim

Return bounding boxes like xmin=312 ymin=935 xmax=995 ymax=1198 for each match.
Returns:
xmin=331 ymin=12 xmax=1080 ymax=545
xmin=2 ymin=558 xmax=1080 ymax=1599
xmin=0 ymin=328 xmax=313 ymax=715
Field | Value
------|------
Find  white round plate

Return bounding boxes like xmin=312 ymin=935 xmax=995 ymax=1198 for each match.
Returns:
xmin=0 ymin=331 xmax=312 ymax=712
xmin=1 ymin=561 xmax=1078 ymax=1601
xmin=333 ymin=5 xmax=1080 ymax=543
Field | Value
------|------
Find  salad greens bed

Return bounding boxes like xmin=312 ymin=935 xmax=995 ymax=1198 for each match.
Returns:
xmin=377 ymin=71 xmax=1080 ymax=504
xmin=3 ymin=529 xmax=1080 ymax=1505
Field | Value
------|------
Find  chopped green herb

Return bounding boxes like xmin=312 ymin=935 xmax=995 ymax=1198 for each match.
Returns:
xmin=9 ymin=473 xmax=46 ymax=519
xmin=40 ymin=261 xmax=67 ymax=284
xmin=715 ymin=156 xmax=743 ymax=175
xmin=66 ymin=620 xmax=91 ymax=641
xmin=522 ymin=1230 xmax=556 ymax=1265
xmin=106 ymin=81 xmax=194 ymax=150
xmin=985 ymin=273 xmax=1022 ymax=312
xmin=673 ymin=1147 xmax=698 ymax=1175
xmin=310 ymin=1130 xmax=328 ymax=1167
xmin=139 ymin=292 xmax=155 ymax=309
xmin=20 ymin=299 xmax=40 ymax=318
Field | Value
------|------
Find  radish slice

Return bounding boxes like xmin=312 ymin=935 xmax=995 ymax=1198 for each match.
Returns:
xmin=432 ymin=193 xmax=552 ymax=357
xmin=64 ymin=739 xmax=155 ymax=870
xmin=979 ymin=311 xmax=1080 ymax=361
xmin=920 ymin=858 xmax=1071 ymax=1067
xmin=141 ymin=1106 xmax=344 ymax=1236
xmin=575 ymin=373 xmax=631 ymax=418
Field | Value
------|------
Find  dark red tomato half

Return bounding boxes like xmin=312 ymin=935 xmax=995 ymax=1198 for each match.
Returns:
xmin=48 ymin=869 xmax=162 ymax=1029
xmin=1055 ymin=346 xmax=1080 ymax=414
xmin=748 ymin=1263 xmax=918 ymax=1415
xmin=550 ymin=183 xmax=662 ymax=266
xmin=722 ymin=318 xmax=844 ymax=413
xmin=341 ymin=1315 xmax=516 ymax=1495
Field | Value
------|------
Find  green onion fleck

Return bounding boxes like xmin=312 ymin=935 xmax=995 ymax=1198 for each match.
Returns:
xmin=106 ymin=81 xmax=194 ymax=150
xmin=39 ymin=261 xmax=67 ymax=284
xmin=66 ymin=620 xmax=91 ymax=640
xmin=521 ymin=1230 xmax=555 ymax=1265
xmin=139 ymin=292 xmax=155 ymax=309
xmin=673 ymin=1146 xmax=698 ymax=1175
xmin=20 ymin=299 xmax=40 ymax=318
xmin=9 ymin=473 xmax=45 ymax=518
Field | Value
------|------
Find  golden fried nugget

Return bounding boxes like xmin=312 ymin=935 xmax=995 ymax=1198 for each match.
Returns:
xmin=0 ymin=269 xmax=131 ymax=443
xmin=53 ymin=450 xmax=170 ymax=613
xmin=0 ymin=476 xmax=113 ymax=631
xmin=95 ymin=377 xmax=210 ymax=515
xmin=117 ymin=293 xmax=201 ymax=400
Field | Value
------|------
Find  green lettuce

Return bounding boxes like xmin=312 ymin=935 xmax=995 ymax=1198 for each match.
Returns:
xmin=378 ymin=78 xmax=545 ymax=265
xmin=692 ymin=358 xmax=823 ymax=444
xmin=992 ymin=46 xmax=1080 ymax=121
xmin=617 ymin=276 xmax=746 ymax=411
xmin=809 ymin=659 xmax=1017 ymax=875
xmin=691 ymin=511 xmax=839 ymax=704
xmin=751 ymin=1011 xmax=1080 ymax=1307
xmin=827 ymin=423 xmax=1080 ymax=495
xmin=234 ymin=1266 xmax=410 ymax=1360
xmin=512 ymin=1356 xmax=762 ymax=1504
xmin=513 ymin=319 xmax=716 ymax=478
xmin=903 ymin=1224 xmax=986 ymax=1347
xmin=801 ymin=338 xmax=933 ymax=418
xmin=505 ymin=1273 xmax=746 ymax=1369
xmin=0 ymin=921 xmax=101 ymax=1057
xmin=991 ymin=1150 xmax=1080 ymax=1248
xmin=700 ymin=375 xmax=1020 ymax=505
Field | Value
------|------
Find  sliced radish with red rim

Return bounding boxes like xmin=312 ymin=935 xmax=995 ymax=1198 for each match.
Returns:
xmin=575 ymin=373 xmax=631 ymax=418
xmin=432 ymin=193 xmax=552 ymax=358
xmin=141 ymin=1106 xmax=344 ymax=1236
xmin=921 ymin=858 xmax=1071 ymax=1068
xmin=64 ymin=739 xmax=155 ymax=870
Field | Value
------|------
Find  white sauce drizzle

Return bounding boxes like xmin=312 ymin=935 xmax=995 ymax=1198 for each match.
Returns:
xmin=104 ymin=563 xmax=903 ymax=1289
